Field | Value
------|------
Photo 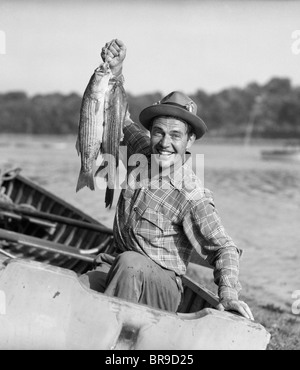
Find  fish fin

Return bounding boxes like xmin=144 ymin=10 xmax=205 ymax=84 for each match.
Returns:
xmin=123 ymin=102 xmax=129 ymax=123
xmin=75 ymin=136 xmax=80 ymax=156
xmin=76 ymin=168 xmax=95 ymax=192
xmin=105 ymin=187 xmax=114 ymax=209
xmin=95 ymin=160 xmax=108 ymax=178
xmin=120 ymin=102 xmax=128 ymax=144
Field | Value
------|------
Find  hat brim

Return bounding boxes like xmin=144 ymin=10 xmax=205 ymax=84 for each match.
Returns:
xmin=139 ymin=103 xmax=207 ymax=140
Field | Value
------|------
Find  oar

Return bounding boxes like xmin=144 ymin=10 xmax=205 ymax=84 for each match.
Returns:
xmin=0 ymin=228 xmax=98 ymax=263
xmin=0 ymin=247 xmax=17 ymax=259
xmin=0 ymin=210 xmax=57 ymax=233
xmin=0 ymin=202 xmax=113 ymax=235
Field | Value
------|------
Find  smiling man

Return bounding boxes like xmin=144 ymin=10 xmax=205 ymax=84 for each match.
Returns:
xmin=150 ymin=115 xmax=195 ymax=171
xmin=79 ymin=39 xmax=254 ymax=321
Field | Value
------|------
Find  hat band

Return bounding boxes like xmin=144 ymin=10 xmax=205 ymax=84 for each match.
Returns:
xmin=161 ymin=101 xmax=195 ymax=113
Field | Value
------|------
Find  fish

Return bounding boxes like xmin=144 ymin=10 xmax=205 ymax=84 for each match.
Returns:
xmin=75 ymin=62 xmax=112 ymax=192
xmin=95 ymin=78 xmax=128 ymax=208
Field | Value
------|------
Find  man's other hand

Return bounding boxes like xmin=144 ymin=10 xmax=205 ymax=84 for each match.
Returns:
xmin=216 ymin=299 xmax=254 ymax=321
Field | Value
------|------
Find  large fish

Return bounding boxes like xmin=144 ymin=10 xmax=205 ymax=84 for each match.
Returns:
xmin=96 ymin=78 xmax=128 ymax=208
xmin=75 ymin=62 xmax=112 ymax=192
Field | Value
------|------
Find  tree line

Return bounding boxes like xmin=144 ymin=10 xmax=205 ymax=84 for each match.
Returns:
xmin=0 ymin=77 xmax=300 ymax=138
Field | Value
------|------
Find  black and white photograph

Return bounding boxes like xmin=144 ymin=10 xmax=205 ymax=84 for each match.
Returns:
xmin=0 ymin=0 xmax=299 ymax=351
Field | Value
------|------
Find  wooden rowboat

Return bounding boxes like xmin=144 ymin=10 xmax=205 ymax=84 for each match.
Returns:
xmin=0 ymin=168 xmax=270 ymax=350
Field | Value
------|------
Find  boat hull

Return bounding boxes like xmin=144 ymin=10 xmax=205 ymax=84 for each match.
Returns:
xmin=0 ymin=257 xmax=270 ymax=350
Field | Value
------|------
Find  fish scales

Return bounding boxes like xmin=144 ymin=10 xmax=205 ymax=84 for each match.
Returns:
xmin=76 ymin=64 xmax=111 ymax=192
xmin=98 ymin=79 xmax=128 ymax=208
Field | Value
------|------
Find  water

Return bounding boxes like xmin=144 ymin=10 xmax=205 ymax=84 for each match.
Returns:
xmin=0 ymin=134 xmax=299 ymax=311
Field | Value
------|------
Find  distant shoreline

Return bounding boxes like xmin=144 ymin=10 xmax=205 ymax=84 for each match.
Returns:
xmin=0 ymin=133 xmax=295 ymax=147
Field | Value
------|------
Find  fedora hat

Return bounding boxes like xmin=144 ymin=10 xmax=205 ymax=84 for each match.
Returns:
xmin=139 ymin=91 xmax=207 ymax=140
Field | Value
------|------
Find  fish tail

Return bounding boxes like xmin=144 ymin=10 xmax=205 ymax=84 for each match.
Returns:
xmin=94 ymin=160 xmax=107 ymax=177
xmin=76 ymin=167 xmax=95 ymax=192
xmin=105 ymin=187 xmax=114 ymax=209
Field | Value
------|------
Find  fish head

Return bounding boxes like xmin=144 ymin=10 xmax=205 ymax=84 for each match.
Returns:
xmin=88 ymin=63 xmax=112 ymax=95
xmin=95 ymin=62 xmax=111 ymax=77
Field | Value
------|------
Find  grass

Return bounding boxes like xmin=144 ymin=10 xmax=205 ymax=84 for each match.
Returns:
xmin=241 ymin=295 xmax=300 ymax=350
xmin=186 ymin=265 xmax=300 ymax=350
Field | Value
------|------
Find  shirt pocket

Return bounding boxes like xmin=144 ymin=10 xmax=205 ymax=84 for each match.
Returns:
xmin=134 ymin=207 xmax=171 ymax=242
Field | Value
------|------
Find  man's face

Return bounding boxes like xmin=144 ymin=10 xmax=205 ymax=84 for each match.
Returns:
xmin=150 ymin=116 xmax=195 ymax=169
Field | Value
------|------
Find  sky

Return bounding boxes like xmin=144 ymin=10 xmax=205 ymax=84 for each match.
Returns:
xmin=0 ymin=0 xmax=300 ymax=97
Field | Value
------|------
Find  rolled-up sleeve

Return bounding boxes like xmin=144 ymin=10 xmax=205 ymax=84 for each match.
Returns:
xmin=122 ymin=113 xmax=150 ymax=158
xmin=183 ymin=193 xmax=242 ymax=302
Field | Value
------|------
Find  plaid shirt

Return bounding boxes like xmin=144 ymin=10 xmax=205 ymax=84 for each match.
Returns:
xmin=113 ymin=117 xmax=242 ymax=301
